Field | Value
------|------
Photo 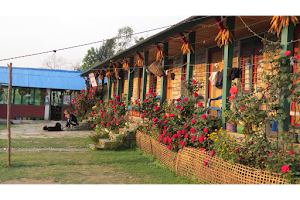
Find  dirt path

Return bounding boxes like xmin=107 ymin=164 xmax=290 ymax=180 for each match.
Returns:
xmin=0 ymin=178 xmax=60 ymax=184
xmin=0 ymin=121 xmax=93 ymax=139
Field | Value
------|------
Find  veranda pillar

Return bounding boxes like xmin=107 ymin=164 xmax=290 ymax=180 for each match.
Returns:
xmin=126 ymin=57 xmax=134 ymax=102
xmin=221 ymin=16 xmax=235 ymax=128
xmin=160 ymin=42 xmax=168 ymax=105
xmin=279 ymin=24 xmax=294 ymax=132
xmin=141 ymin=51 xmax=149 ymax=102
xmin=186 ymin=32 xmax=195 ymax=82
xmin=107 ymin=68 xmax=112 ymax=101
xmin=116 ymin=63 xmax=122 ymax=99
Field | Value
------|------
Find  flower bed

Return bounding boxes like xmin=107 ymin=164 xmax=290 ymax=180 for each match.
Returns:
xmin=136 ymin=130 xmax=299 ymax=184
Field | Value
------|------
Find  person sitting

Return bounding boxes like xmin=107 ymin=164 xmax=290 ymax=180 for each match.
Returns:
xmin=64 ymin=109 xmax=79 ymax=129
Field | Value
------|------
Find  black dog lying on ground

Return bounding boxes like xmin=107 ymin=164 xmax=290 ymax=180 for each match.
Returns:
xmin=42 ymin=123 xmax=62 ymax=131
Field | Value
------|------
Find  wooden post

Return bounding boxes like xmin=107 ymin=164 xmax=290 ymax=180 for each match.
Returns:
xmin=186 ymin=32 xmax=196 ymax=82
xmin=126 ymin=57 xmax=134 ymax=102
xmin=160 ymin=42 xmax=168 ymax=105
xmin=107 ymin=69 xmax=112 ymax=101
xmin=116 ymin=63 xmax=122 ymax=99
xmin=141 ymin=51 xmax=149 ymax=102
xmin=7 ymin=63 xmax=12 ymax=167
xmin=279 ymin=23 xmax=294 ymax=132
xmin=221 ymin=16 xmax=235 ymax=128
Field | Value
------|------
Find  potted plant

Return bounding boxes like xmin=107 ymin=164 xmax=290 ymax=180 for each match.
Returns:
xmin=223 ymin=109 xmax=239 ymax=132
xmin=39 ymin=116 xmax=44 ymax=120
xmin=22 ymin=117 xmax=27 ymax=120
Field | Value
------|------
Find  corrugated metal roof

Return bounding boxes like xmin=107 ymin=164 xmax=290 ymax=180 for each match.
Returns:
xmin=0 ymin=67 xmax=107 ymax=90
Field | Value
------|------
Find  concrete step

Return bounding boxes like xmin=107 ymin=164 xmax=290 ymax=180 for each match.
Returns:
xmin=89 ymin=144 xmax=103 ymax=150
xmin=98 ymin=138 xmax=114 ymax=148
xmin=119 ymin=128 xmax=134 ymax=135
xmin=82 ymin=119 xmax=93 ymax=123
xmin=109 ymin=134 xmax=121 ymax=142
xmin=78 ymin=122 xmax=91 ymax=127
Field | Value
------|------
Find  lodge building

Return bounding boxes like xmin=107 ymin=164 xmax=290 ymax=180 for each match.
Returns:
xmin=80 ymin=16 xmax=300 ymax=130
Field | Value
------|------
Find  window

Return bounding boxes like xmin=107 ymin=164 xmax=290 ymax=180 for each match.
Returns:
xmin=22 ymin=88 xmax=34 ymax=105
xmin=149 ymin=73 xmax=157 ymax=94
xmin=240 ymin=38 xmax=263 ymax=93
xmin=13 ymin=87 xmax=22 ymax=105
xmin=0 ymin=86 xmax=47 ymax=106
xmin=34 ymin=89 xmax=46 ymax=106
xmin=0 ymin=87 xmax=8 ymax=104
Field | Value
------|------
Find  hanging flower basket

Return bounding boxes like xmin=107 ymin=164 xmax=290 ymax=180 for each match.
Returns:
xmin=148 ymin=60 xmax=164 ymax=77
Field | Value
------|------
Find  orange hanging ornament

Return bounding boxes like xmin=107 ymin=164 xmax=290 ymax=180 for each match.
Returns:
xmin=136 ymin=52 xmax=145 ymax=67
xmin=122 ymin=58 xmax=130 ymax=71
xmin=155 ymin=44 xmax=165 ymax=61
xmin=269 ymin=16 xmax=298 ymax=37
xmin=179 ymin=32 xmax=194 ymax=54
xmin=214 ymin=17 xmax=234 ymax=48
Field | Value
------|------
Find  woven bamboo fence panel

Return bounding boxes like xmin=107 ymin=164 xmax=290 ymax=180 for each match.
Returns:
xmin=135 ymin=131 xmax=297 ymax=184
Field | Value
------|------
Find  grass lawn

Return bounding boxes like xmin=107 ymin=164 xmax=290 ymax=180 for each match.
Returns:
xmin=0 ymin=137 xmax=196 ymax=184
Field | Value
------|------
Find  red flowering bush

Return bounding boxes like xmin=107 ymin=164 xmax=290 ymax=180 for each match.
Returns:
xmin=93 ymin=95 xmax=127 ymax=133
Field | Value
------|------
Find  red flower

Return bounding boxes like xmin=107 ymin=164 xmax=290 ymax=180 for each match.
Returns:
xmin=198 ymin=135 xmax=204 ymax=143
xmin=182 ymin=130 xmax=186 ymax=134
xmin=167 ymin=145 xmax=172 ymax=150
xmin=131 ymin=107 xmax=134 ymax=110
xmin=212 ymin=116 xmax=215 ymax=118
xmin=177 ymin=130 xmax=182 ymax=135
xmin=180 ymin=141 xmax=186 ymax=147
xmin=184 ymin=133 xmax=189 ymax=138
xmin=249 ymin=141 xmax=253 ymax=145
xmin=281 ymin=165 xmax=290 ymax=173
xmin=210 ymin=151 xmax=215 ymax=157
xmin=89 ymin=115 xmax=92 ymax=117
xmin=116 ymin=96 xmax=120 ymax=100
xmin=190 ymin=128 xmax=196 ymax=134
xmin=92 ymin=124 xmax=95 ymax=128
xmin=238 ymin=157 xmax=241 ymax=161
xmin=194 ymin=93 xmax=198 ymax=97
xmin=154 ymin=106 xmax=160 ymax=111
xmin=295 ymin=55 xmax=300 ymax=59
xmin=229 ymin=86 xmax=238 ymax=96
xmin=198 ymin=102 xmax=203 ymax=107
xmin=229 ymin=96 xmax=235 ymax=101
xmin=200 ymin=148 xmax=205 ymax=151
xmin=192 ymin=80 xmax=196 ymax=84
xmin=201 ymin=114 xmax=207 ymax=119
xmin=176 ymin=105 xmax=180 ymax=109
xmin=163 ymin=115 xmax=167 ymax=119
xmin=289 ymin=150 xmax=294 ymax=155
xmin=169 ymin=113 xmax=175 ymax=118
xmin=184 ymin=124 xmax=188 ymax=128
xmin=148 ymin=89 xmax=153 ymax=93
xmin=269 ymin=152 xmax=272 ymax=156
xmin=180 ymin=106 xmax=184 ymax=111
xmin=168 ymin=138 xmax=172 ymax=144
xmin=163 ymin=137 xmax=168 ymax=144
xmin=203 ymin=128 xmax=208 ymax=133
xmin=184 ymin=97 xmax=188 ymax=101
xmin=203 ymin=161 xmax=208 ymax=166
xmin=172 ymin=134 xmax=178 ymax=139
xmin=163 ymin=120 xmax=168 ymax=124
xmin=191 ymin=119 xmax=196 ymax=124
xmin=153 ymin=118 xmax=158 ymax=123
xmin=191 ymin=136 xmax=196 ymax=142
xmin=285 ymin=50 xmax=291 ymax=56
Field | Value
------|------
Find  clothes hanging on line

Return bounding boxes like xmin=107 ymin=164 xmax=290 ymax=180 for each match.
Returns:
xmin=215 ymin=70 xmax=224 ymax=89
xmin=227 ymin=68 xmax=242 ymax=80
xmin=209 ymin=72 xmax=218 ymax=86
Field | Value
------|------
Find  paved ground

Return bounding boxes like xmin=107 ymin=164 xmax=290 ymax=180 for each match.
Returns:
xmin=0 ymin=120 xmax=93 ymax=139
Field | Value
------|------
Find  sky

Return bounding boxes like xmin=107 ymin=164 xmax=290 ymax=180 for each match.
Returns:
xmin=0 ymin=14 xmax=192 ymax=70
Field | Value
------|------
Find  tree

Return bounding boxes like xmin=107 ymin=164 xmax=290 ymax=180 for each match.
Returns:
xmin=77 ymin=39 xmax=116 ymax=72
xmin=41 ymin=54 xmax=67 ymax=70
xmin=116 ymin=26 xmax=134 ymax=53
xmin=135 ymin=36 xmax=145 ymax=44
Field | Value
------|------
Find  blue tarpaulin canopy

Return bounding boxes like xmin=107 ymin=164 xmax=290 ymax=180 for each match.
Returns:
xmin=0 ymin=66 xmax=107 ymax=90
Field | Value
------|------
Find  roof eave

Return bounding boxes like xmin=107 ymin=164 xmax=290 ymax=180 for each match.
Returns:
xmin=80 ymin=15 xmax=216 ymax=77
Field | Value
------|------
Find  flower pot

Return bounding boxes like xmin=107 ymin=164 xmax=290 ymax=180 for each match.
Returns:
xmin=237 ymin=124 xmax=244 ymax=134
xmin=226 ymin=123 xmax=237 ymax=132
